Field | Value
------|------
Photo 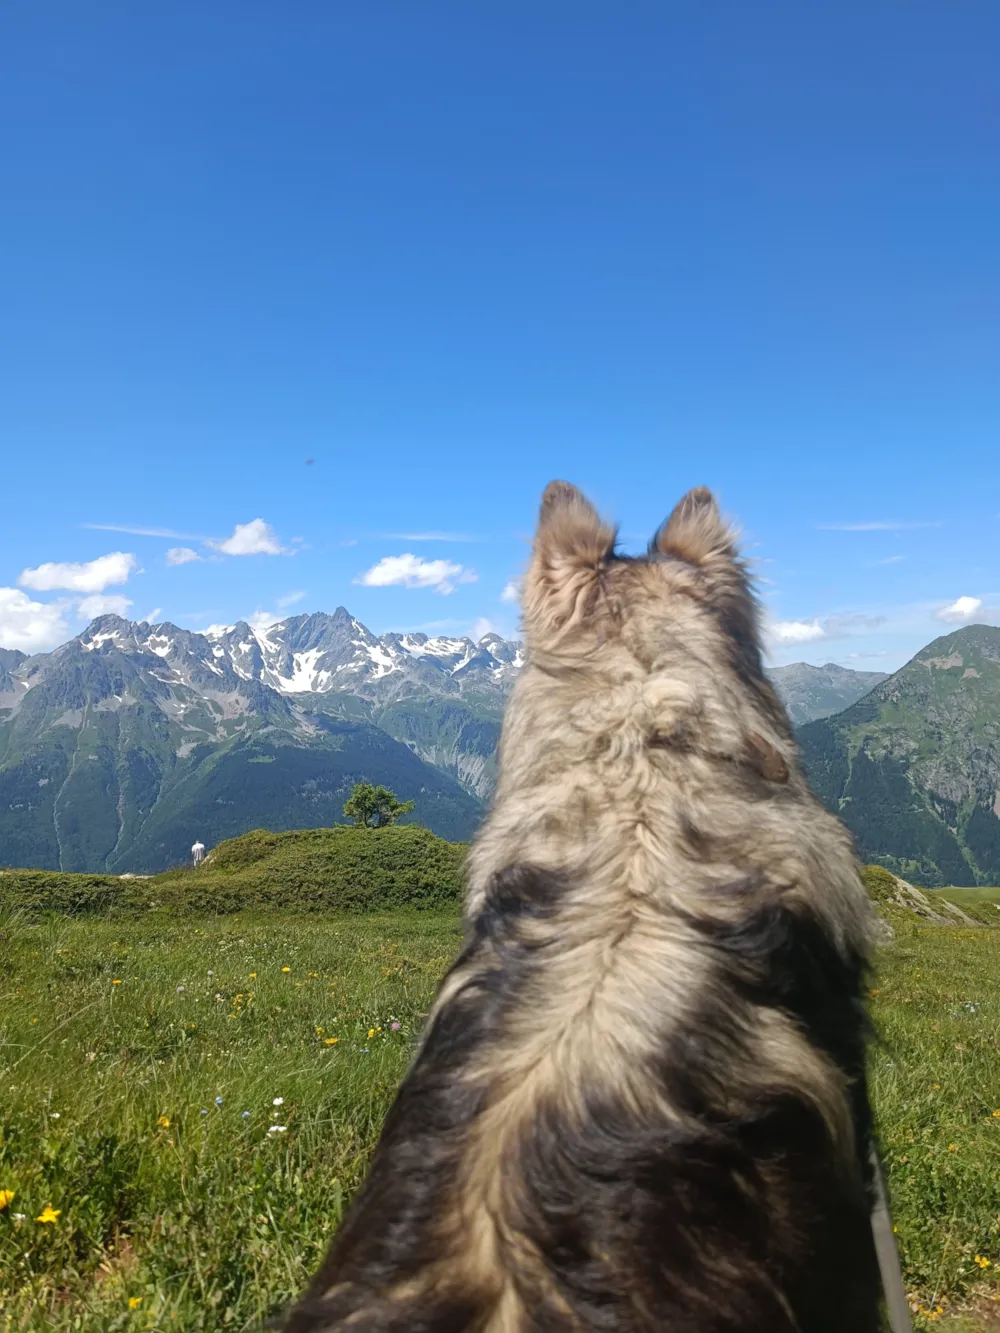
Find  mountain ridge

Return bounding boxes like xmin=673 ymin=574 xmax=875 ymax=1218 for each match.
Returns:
xmin=0 ymin=609 xmax=888 ymax=874
xmin=799 ymin=624 xmax=1000 ymax=887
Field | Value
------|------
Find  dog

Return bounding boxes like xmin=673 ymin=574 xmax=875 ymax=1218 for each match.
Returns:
xmin=283 ymin=482 xmax=882 ymax=1332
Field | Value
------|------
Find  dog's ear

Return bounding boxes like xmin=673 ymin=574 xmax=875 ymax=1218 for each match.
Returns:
xmin=652 ymin=487 xmax=736 ymax=570
xmin=653 ymin=487 xmax=762 ymax=664
xmin=522 ymin=481 xmax=616 ymax=639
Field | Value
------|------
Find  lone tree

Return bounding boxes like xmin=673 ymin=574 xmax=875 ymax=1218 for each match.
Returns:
xmin=343 ymin=781 xmax=415 ymax=829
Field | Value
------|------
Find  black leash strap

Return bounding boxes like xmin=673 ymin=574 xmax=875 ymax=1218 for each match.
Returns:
xmin=870 ymin=1146 xmax=914 ymax=1333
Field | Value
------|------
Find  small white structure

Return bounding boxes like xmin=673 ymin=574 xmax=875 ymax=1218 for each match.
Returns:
xmin=191 ymin=840 xmax=206 ymax=867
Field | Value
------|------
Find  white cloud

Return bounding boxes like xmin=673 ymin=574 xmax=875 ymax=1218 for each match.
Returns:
xmin=469 ymin=617 xmax=497 ymax=641
xmin=935 ymin=596 xmax=983 ymax=624
xmin=500 ymin=580 xmax=521 ymax=603
xmin=276 ymin=590 xmax=307 ymax=610
xmin=143 ymin=608 xmax=163 ymax=623
xmin=18 ymin=551 xmax=136 ymax=594
xmin=77 ymin=594 xmax=133 ymax=620
xmin=83 ymin=523 xmax=204 ymax=539
xmin=355 ymin=553 xmax=478 ymax=595
xmin=166 ymin=546 xmax=202 ymax=566
xmin=768 ymin=619 xmax=826 ymax=644
xmin=208 ymin=519 xmax=287 ymax=557
xmin=876 ymin=555 xmax=906 ymax=565
xmin=0 ymin=588 xmax=72 ymax=653
xmin=817 ymin=520 xmax=942 ymax=532
xmin=246 ymin=609 xmax=282 ymax=632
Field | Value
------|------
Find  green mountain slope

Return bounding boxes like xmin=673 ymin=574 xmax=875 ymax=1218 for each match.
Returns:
xmin=799 ymin=625 xmax=1000 ymax=887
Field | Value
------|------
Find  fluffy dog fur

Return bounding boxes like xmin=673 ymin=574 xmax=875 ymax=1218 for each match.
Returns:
xmin=284 ymin=482 xmax=882 ymax=1333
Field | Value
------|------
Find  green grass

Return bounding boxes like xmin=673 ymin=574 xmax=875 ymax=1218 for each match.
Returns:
xmin=0 ymin=909 xmax=462 ymax=1330
xmin=5 ymin=904 xmax=1000 ymax=1330
xmin=872 ymin=921 xmax=1000 ymax=1327
xmin=932 ymin=886 xmax=1000 ymax=907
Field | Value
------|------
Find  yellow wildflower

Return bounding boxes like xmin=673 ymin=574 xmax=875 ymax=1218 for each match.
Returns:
xmin=249 ymin=972 xmax=257 ymax=979
xmin=128 ymin=1296 xmax=143 ymax=1309
xmin=976 ymin=1255 xmax=992 ymax=1269
xmin=325 ymin=1037 xmax=339 ymax=1046
xmin=112 ymin=979 xmax=122 ymax=986
xmin=992 ymin=1110 xmax=1000 ymax=1119
xmin=281 ymin=966 xmax=291 ymax=973
xmin=157 ymin=1115 xmax=170 ymax=1129
xmin=367 ymin=1028 xmax=375 ymax=1040
xmin=36 ymin=1206 xmax=60 ymax=1224
xmin=0 ymin=1190 xmax=14 ymax=1210
xmin=932 ymin=1083 xmax=941 ymax=1091
xmin=948 ymin=1143 xmax=957 ymax=1152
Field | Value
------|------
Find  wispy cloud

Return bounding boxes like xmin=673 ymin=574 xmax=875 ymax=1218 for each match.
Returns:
xmin=142 ymin=608 xmax=163 ymax=624
xmin=875 ymin=555 xmax=906 ymax=565
xmin=935 ymin=596 xmax=983 ymax=624
xmin=246 ymin=609 xmax=283 ymax=632
xmin=166 ymin=547 xmax=202 ymax=566
xmin=500 ymin=580 xmax=521 ymax=603
xmin=83 ymin=523 xmax=206 ymax=540
xmin=276 ymin=590 xmax=307 ymax=610
xmin=206 ymin=519 xmax=288 ymax=557
xmin=766 ymin=612 xmax=886 ymax=646
xmin=816 ymin=520 xmax=943 ymax=532
xmin=19 ymin=552 xmax=136 ymax=594
xmin=355 ymin=554 xmax=477 ymax=595
xmin=380 ymin=532 xmax=479 ymax=543
xmin=77 ymin=593 xmax=133 ymax=619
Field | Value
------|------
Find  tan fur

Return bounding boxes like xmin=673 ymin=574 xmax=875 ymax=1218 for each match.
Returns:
xmin=288 ymin=481 xmax=876 ymax=1331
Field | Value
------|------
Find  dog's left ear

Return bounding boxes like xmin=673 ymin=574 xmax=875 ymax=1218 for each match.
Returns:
xmin=523 ymin=481 xmax=617 ymax=638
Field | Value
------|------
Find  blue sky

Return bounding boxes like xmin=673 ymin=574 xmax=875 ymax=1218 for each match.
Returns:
xmin=1 ymin=2 xmax=997 ymax=669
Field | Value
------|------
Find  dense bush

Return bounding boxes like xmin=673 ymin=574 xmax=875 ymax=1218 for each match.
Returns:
xmin=0 ymin=825 xmax=466 ymax=917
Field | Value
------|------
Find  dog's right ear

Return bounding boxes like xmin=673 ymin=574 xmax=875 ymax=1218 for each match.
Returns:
xmin=652 ymin=486 xmax=763 ymax=668
xmin=522 ymin=481 xmax=616 ymax=639
xmin=652 ymin=487 xmax=736 ymax=571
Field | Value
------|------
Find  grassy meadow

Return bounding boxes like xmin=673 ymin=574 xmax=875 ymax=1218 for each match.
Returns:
xmin=0 ymin=909 xmax=462 ymax=1330
xmin=3 ymin=857 xmax=1000 ymax=1328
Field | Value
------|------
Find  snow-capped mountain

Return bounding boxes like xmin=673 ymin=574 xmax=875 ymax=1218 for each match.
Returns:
xmin=0 ymin=610 xmax=521 ymax=874
xmin=63 ymin=608 xmax=524 ymax=703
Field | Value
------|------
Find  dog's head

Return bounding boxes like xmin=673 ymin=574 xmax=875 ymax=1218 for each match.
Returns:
xmin=526 ymin=481 xmax=757 ymax=663
xmin=510 ymin=480 xmax=792 ymax=786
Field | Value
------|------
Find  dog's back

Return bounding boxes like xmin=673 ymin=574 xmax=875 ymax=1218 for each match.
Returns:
xmin=284 ymin=483 xmax=882 ymax=1333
